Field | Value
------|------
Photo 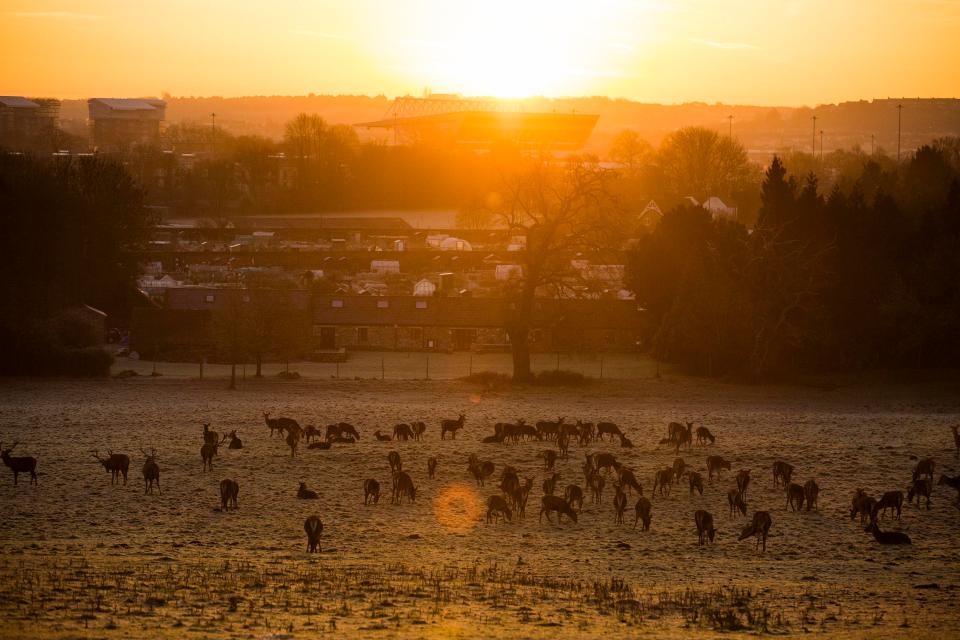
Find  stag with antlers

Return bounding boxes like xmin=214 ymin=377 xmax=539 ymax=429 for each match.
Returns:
xmin=140 ymin=448 xmax=160 ymax=495
xmin=93 ymin=450 xmax=130 ymax=485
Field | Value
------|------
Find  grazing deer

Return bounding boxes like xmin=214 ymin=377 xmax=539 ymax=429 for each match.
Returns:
xmin=304 ymin=515 xmax=323 ymax=552
xmin=667 ymin=421 xmax=688 ymax=442
xmin=514 ymin=478 xmax=534 ymax=519
xmin=219 ymin=479 xmax=239 ymax=510
xmin=424 ymin=456 xmax=436 ymax=479
xmin=728 ymin=488 xmax=747 ymax=517
xmin=363 ymin=478 xmax=381 ymax=505
xmin=633 ymin=497 xmax=652 ymax=531
xmin=576 ymin=420 xmax=596 ymax=445
xmin=202 ymin=423 xmax=219 ymax=446
xmin=387 ymin=451 xmax=402 ymax=474
xmin=0 ymin=442 xmax=37 ymax=486
xmin=588 ymin=471 xmax=606 ymax=504
xmin=739 ymin=510 xmax=772 ymax=552
xmin=952 ymin=426 xmax=959 ymax=458
xmin=536 ymin=417 xmax=564 ymax=441
xmin=912 ymin=458 xmax=935 ymax=482
xmin=618 ymin=467 xmax=643 ymax=496
xmin=326 ymin=422 xmax=360 ymax=441
xmin=706 ymin=456 xmax=731 ymax=480
xmin=486 ymin=495 xmax=512 ymax=523
xmin=303 ymin=425 xmax=322 ymax=444
xmin=539 ymin=495 xmax=578 ymax=524
xmin=694 ymin=510 xmax=716 ymax=545
xmin=285 ymin=429 xmax=301 ymax=458
xmin=297 ymin=482 xmax=319 ymax=499
xmin=541 ymin=450 xmax=558 ymax=471
xmin=392 ymin=471 xmax=417 ymax=504
xmin=613 ymin=483 xmax=628 ymax=524
xmin=263 ymin=412 xmax=284 ymax=437
xmin=619 ymin=435 xmax=634 ymax=448
xmin=907 ymin=478 xmax=932 ymax=510
xmin=850 ymin=490 xmax=877 ymax=524
xmin=441 ymin=414 xmax=466 ymax=439
xmin=653 ymin=468 xmax=673 ymax=496
xmin=227 ymin=430 xmax=243 ymax=449
xmin=519 ymin=422 xmax=539 ymax=442
xmin=689 ymin=471 xmax=704 ymax=496
xmin=872 ymin=490 xmax=904 ymax=520
xmin=201 ymin=435 xmax=226 ymax=471
xmin=864 ymin=521 xmax=911 ymax=545
xmin=140 ymin=448 xmax=160 ymax=495
xmin=374 ymin=430 xmax=391 ymax=442
xmin=786 ymin=483 xmax=805 ymax=511
xmin=594 ymin=453 xmax=619 ymax=475
xmin=469 ymin=460 xmax=495 ymax=487
xmin=803 ymin=479 xmax=819 ymax=511
xmin=564 ymin=484 xmax=584 ymax=512
xmin=409 ymin=421 xmax=425 ymax=441
xmin=937 ymin=474 xmax=960 ymax=504
xmin=772 ymin=460 xmax=793 ymax=487
xmin=542 ymin=472 xmax=561 ymax=496
xmin=736 ymin=469 xmax=751 ymax=497
xmin=393 ymin=423 xmax=414 ymax=441
xmin=596 ymin=421 xmax=623 ymax=441
xmin=672 ymin=458 xmax=687 ymax=483
xmin=93 ymin=450 xmax=130 ymax=485
xmin=696 ymin=426 xmax=716 ymax=445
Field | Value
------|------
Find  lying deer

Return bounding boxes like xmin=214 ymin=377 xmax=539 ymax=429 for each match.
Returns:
xmin=364 ymin=478 xmax=381 ymax=505
xmin=486 ymin=495 xmax=512 ymax=523
xmin=441 ymin=414 xmax=466 ymax=440
xmin=633 ymin=497 xmax=652 ymax=531
xmin=912 ymin=458 xmax=935 ymax=482
xmin=694 ymin=510 xmax=716 ymax=545
xmin=864 ymin=521 xmax=911 ymax=545
xmin=227 ymin=430 xmax=243 ymax=449
xmin=1 ymin=442 xmax=37 ymax=486
xmin=388 ymin=451 xmax=402 ymax=474
xmin=907 ymin=478 xmax=932 ymax=510
xmin=706 ymin=455 xmax=731 ymax=480
xmin=427 ymin=457 xmax=437 ymax=479
xmin=297 ymin=482 xmax=319 ymax=499
xmin=803 ymin=479 xmax=819 ymax=511
xmin=786 ymin=483 xmax=806 ymax=511
xmin=736 ymin=469 xmax=751 ymax=497
xmin=564 ymin=484 xmax=584 ymax=512
xmin=541 ymin=449 xmax=558 ymax=471
xmin=739 ymin=510 xmax=772 ymax=552
xmin=613 ymin=483 xmax=628 ymax=524
xmin=542 ymin=472 xmax=561 ymax=496
xmin=411 ymin=421 xmax=426 ymax=441
xmin=392 ymin=471 xmax=417 ymax=504
xmin=93 ymin=450 xmax=130 ymax=485
xmin=220 ymin=479 xmax=239 ymax=510
xmin=653 ymin=468 xmax=673 ymax=496
xmin=689 ymin=471 xmax=704 ymax=496
xmin=140 ymin=448 xmax=160 ymax=495
xmin=772 ymin=460 xmax=794 ymax=487
xmin=304 ymin=515 xmax=323 ymax=552
xmin=696 ymin=426 xmax=716 ymax=445
xmin=539 ymin=495 xmax=578 ymax=524
xmin=728 ymin=488 xmax=747 ymax=517
xmin=373 ymin=430 xmax=391 ymax=442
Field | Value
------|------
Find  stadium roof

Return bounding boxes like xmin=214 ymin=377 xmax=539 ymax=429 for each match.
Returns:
xmin=88 ymin=98 xmax=166 ymax=111
xmin=0 ymin=96 xmax=41 ymax=109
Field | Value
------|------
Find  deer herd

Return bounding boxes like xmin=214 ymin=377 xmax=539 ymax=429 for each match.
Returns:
xmin=3 ymin=415 xmax=959 ymax=555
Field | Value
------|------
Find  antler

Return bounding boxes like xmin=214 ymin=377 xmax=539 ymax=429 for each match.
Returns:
xmin=91 ymin=450 xmax=101 ymax=461
xmin=8 ymin=442 xmax=18 ymax=452
xmin=139 ymin=447 xmax=148 ymax=457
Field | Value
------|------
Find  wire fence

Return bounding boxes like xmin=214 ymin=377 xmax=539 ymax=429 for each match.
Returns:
xmin=111 ymin=350 xmax=667 ymax=381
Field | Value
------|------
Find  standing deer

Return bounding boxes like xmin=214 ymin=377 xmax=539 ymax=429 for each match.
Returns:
xmin=304 ymin=515 xmax=323 ymax=552
xmin=672 ymin=458 xmax=686 ymax=482
xmin=850 ymin=489 xmax=877 ymax=524
xmin=912 ymin=458 xmax=935 ymax=482
xmin=588 ymin=472 xmax=606 ymax=504
xmin=427 ymin=457 xmax=437 ymax=479
xmin=564 ymin=484 xmax=584 ymax=512
xmin=201 ymin=435 xmax=226 ymax=471
xmin=618 ymin=467 xmax=644 ymax=496
xmin=542 ymin=472 xmax=561 ymax=496
xmin=468 ymin=458 xmax=495 ymax=487
xmin=633 ymin=497 xmax=652 ymax=531
xmin=736 ymin=469 xmax=751 ymax=497
xmin=364 ymin=478 xmax=381 ymax=505
xmin=285 ymin=429 xmax=301 ymax=458
xmin=786 ymin=483 xmax=806 ymax=511
xmin=739 ymin=511 xmax=772 ymax=552
xmin=596 ymin=421 xmax=623 ymax=441
xmin=539 ymin=495 xmax=578 ymax=524
xmin=864 ymin=521 xmax=911 ymax=545
xmin=706 ymin=456 xmax=731 ymax=480
xmin=541 ymin=450 xmax=558 ymax=471
xmin=772 ymin=460 xmax=794 ymax=487
xmin=907 ymin=478 xmax=932 ymax=510
xmin=411 ymin=421 xmax=427 ymax=441
xmin=388 ymin=451 xmax=402 ymax=474
xmin=0 ymin=442 xmax=37 ymax=486
xmin=486 ymin=495 xmax=512 ymax=523
xmin=392 ymin=471 xmax=417 ymax=504
xmin=803 ymin=479 xmax=819 ymax=511
xmin=695 ymin=426 xmax=716 ymax=445
xmin=303 ymin=425 xmax=322 ymax=444
xmin=441 ymin=414 xmax=466 ymax=439
xmin=93 ymin=450 xmax=130 ymax=485
xmin=219 ymin=479 xmax=239 ymax=510
xmin=393 ymin=423 xmax=414 ymax=441
xmin=653 ymin=468 xmax=673 ymax=496
xmin=263 ymin=412 xmax=295 ymax=437
xmin=514 ymin=478 xmax=534 ymax=519
xmin=694 ymin=510 xmax=716 ymax=545
xmin=557 ymin=432 xmax=571 ymax=458
xmin=872 ymin=490 xmax=904 ymax=520
xmin=613 ymin=483 xmax=628 ymax=524
xmin=202 ymin=423 xmax=219 ymax=446
xmin=689 ymin=471 xmax=704 ymax=496
xmin=227 ymin=430 xmax=243 ymax=449
xmin=297 ymin=482 xmax=319 ymax=499
xmin=728 ymin=488 xmax=747 ymax=517
xmin=140 ymin=448 xmax=160 ymax=495
xmin=594 ymin=453 xmax=619 ymax=475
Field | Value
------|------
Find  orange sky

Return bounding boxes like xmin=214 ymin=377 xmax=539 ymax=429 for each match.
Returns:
xmin=2 ymin=0 xmax=958 ymax=105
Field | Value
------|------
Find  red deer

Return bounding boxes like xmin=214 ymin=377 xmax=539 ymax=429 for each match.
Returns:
xmin=633 ymin=497 xmax=652 ymax=531
xmin=619 ymin=434 xmax=634 ymax=448
xmin=411 ymin=421 xmax=427 ymax=441
xmin=666 ymin=421 xmax=693 ymax=451
xmin=850 ymin=489 xmax=876 ymax=524
xmin=374 ymin=430 xmax=392 ymax=442
xmin=303 ymin=425 xmax=321 ymax=444
xmin=952 ymin=426 xmax=959 ymax=458
xmin=427 ymin=457 xmax=437 ymax=479
xmin=696 ymin=426 xmax=716 ymax=445
xmin=728 ymin=488 xmax=747 ymax=517
xmin=536 ymin=417 xmax=564 ymax=440
xmin=263 ymin=412 xmax=285 ymax=437
xmin=140 ymin=448 xmax=160 ymax=495
xmin=594 ymin=453 xmax=619 ymax=475
xmin=308 ymin=441 xmax=331 ymax=450
xmin=286 ymin=429 xmax=301 ymax=458
xmin=486 ymin=495 xmax=512 ymax=523
xmin=393 ymin=423 xmax=414 ymax=441
xmin=0 ymin=442 xmax=37 ymax=486
xmin=694 ymin=510 xmax=716 ymax=545
xmin=297 ymin=482 xmax=319 ymax=499
xmin=328 ymin=434 xmax=356 ymax=444
xmin=202 ymin=423 xmax=219 ymax=446
xmin=483 ymin=433 xmax=505 ymax=444
xmin=227 ymin=430 xmax=243 ymax=449
xmin=326 ymin=422 xmax=360 ymax=441
xmin=706 ymin=456 xmax=731 ymax=480
xmin=564 ymin=484 xmax=584 ymax=512
xmin=772 ymin=460 xmax=793 ymax=487
xmin=557 ymin=432 xmax=571 ymax=458
xmin=304 ymin=515 xmax=323 ymax=552
xmin=672 ymin=458 xmax=686 ymax=483
xmin=582 ymin=457 xmax=596 ymax=484
xmin=786 ymin=483 xmax=805 ymax=511
xmin=618 ymin=467 xmax=643 ymax=496
xmin=689 ymin=471 xmax=704 ymax=496
xmin=219 ymin=479 xmax=239 ymax=510
xmin=363 ymin=479 xmax=381 ymax=505
xmin=469 ymin=459 xmax=495 ymax=487
xmin=739 ymin=511 xmax=772 ymax=552
xmin=588 ymin=472 xmax=606 ymax=504
xmin=653 ymin=468 xmax=673 ymax=496
xmin=803 ymin=479 xmax=819 ymax=511
xmin=872 ymin=490 xmax=903 ymax=520
xmin=515 ymin=478 xmax=534 ymax=519
xmin=937 ymin=474 xmax=960 ymax=504
xmin=597 ymin=421 xmax=623 ymax=441
xmin=907 ymin=478 xmax=932 ymax=510
xmin=912 ymin=458 xmax=935 ymax=482
xmin=441 ymin=414 xmax=466 ymax=440
xmin=613 ymin=483 xmax=628 ymax=524
xmin=392 ymin=471 xmax=417 ymax=504
xmin=388 ymin=451 xmax=402 ymax=474
xmin=864 ymin=521 xmax=911 ymax=545
xmin=518 ymin=422 xmax=539 ymax=442
xmin=542 ymin=472 xmax=561 ymax=496
xmin=736 ymin=469 xmax=751 ymax=497
xmin=539 ymin=495 xmax=578 ymax=524
xmin=201 ymin=435 xmax=226 ymax=471
xmin=93 ymin=450 xmax=130 ymax=485
xmin=541 ymin=450 xmax=558 ymax=470
xmin=576 ymin=420 xmax=595 ymax=445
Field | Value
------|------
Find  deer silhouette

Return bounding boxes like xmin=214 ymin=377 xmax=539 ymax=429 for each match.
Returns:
xmin=739 ymin=511 xmax=772 ymax=552
xmin=1 ymin=442 xmax=37 ymax=486
xmin=304 ymin=515 xmax=323 ymax=552
xmin=441 ymin=414 xmax=466 ymax=440
xmin=140 ymin=448 xmax=160 ymax=495
xmin=93 ymin=450 xmax=129 ymax=485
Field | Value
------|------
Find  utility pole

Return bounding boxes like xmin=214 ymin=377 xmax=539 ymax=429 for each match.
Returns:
xmin=897 ymin=103 xmax=903 ymax=162
xmin=871 ymin=133 xmax=875 ymax=155
xmin=210 ymin=112 xmax=216 ymax=153
xmin=820 ymin=130 xmax=824 ymax=160
xmin=727 ymin=114 xmax=733 ymax=138
xmin=811 ymin=115 xmax=818 ymax=156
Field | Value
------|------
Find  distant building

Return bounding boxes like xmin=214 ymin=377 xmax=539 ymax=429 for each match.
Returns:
xmin=88 ymin=98 xmax=166 ymax=151
xmin=702 ymin=196 xmax=738 ymax=222
xmin=0 ymin=96 xmax=60 ymax=152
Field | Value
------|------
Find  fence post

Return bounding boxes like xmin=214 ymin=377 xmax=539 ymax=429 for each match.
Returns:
xmin=469 ymin=354 xmax=473 ymax=376
xmin=556 ymin=351 xmax=560 ymax=371
xmin=381 ymin=354 xmax=385 ymax=380
xmin=600 ymin=355 xmax=604 ymax=379
xmin=426 ymin=353 xmax=430 ymax=380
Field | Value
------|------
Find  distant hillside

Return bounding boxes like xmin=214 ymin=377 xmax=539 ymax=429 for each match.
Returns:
xmin=57 ymin=95 xmax=960 ymax=158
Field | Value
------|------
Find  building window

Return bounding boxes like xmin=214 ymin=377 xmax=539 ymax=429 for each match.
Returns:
xmin=357 ymin=327 xmax=368 ymax=344
xmin=410 ymin=327 xmax=423 ymax=342
xmin=377 ymin=300 xmax=389 ymax=309
xmin=415 ymin=300 xmax=427 ymax=309
xmin=205 ymin=294 xmax=215 ymax=303
xmin=331 ymin=299 xmax=343 ymax=308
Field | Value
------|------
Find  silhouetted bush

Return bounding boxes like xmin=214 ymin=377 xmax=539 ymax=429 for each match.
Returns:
xmin=532 ymin=370 xmax=591 ymax=387
xmin=461 ymin=371 xmax=512 ymax=389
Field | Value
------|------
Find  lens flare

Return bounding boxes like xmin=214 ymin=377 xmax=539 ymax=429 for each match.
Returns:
xmin=432 ymin=482 xmax=482 ymax=533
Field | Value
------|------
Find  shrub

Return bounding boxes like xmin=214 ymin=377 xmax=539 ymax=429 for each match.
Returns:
xmin=532 ymin=369 xmax=591 ymax=387
xmin=461 ymin=371 xmax=512 ymax=389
